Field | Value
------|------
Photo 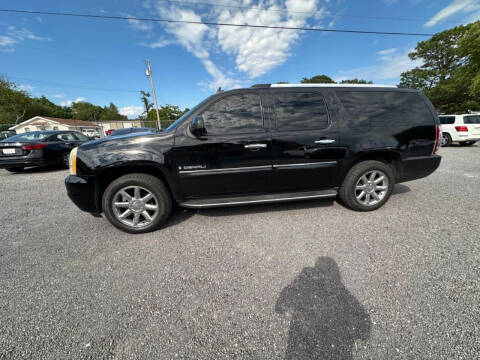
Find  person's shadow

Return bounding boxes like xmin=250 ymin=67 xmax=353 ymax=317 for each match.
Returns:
xmin=276 ymin=257 xmax=371 ymax=359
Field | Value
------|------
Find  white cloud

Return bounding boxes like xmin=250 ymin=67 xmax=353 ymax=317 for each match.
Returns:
xmin=126 ymin=14 xmax=153 ymax=31
xmin=60 ymin=97 xmax=87 ymax=107
xmin=336 ymin=48 xmax=422 ymax=83
xmin=424 ymin=0 xmax=480 ymax=27
xmin=0 ymin=26 xmax=51 ymax=52
xmin=18 ymin=84 xmax=35 ymax=92
xmin=139 ymin=39 xmax=173 ymax=48
xmin=138 ymin=0 xmax=329 ymax=90
xmin=119 ymin=105 xmax=144 ymax=119
xmin=50 ymin=94 xmax=65 ymax=99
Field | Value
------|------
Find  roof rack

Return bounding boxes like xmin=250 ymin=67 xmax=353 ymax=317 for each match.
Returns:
xmin=250 ymin=84 xmax=271 ymax=88
xmin=271 ymin=83 xmax=396 ymax=88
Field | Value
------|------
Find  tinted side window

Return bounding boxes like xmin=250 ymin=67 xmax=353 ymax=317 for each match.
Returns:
xmin=464 ymin=115 xmax=480 ymax=124
xmin=201 ymin=93 xmax=263 ymax=135
xmin=337 ymin=91 xmax=434 ymax=127
xmin=73 ymin=132 xmax=89 ymax=141
xmin=56 ymin=133 xmax=76 ymax=141
xmin=439 ymin=116 xmax=456 ymax=124
xmin=274 ymin=92 xmax=329 ymax=130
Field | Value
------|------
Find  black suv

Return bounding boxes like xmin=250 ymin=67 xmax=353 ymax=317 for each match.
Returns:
xmin=65 ymin=84 xmax=441 ymax=233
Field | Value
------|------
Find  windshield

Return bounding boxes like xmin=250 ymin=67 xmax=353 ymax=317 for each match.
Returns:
xmin=2 ymin=132 xmax=50 ymax=142
xmin=165 ymin=96 xmax=213 ymax=132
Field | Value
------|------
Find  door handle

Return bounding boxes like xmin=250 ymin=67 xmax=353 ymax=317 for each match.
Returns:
xmin=314 ymin=139 xmax=335 ymax=144
xmin=244 ymin=144 xmax=267 ymax=149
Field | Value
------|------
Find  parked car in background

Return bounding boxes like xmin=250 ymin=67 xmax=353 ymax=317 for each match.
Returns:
xmin=0 ymin=130 xmax=90 ymax=172
xmin=0 ymin=130 xmax=16 ymax=140
xmin=66 ymin=84 xmax=441 ymax=233
xmin=109 ymin=127 xmax=156 ymax=137
xmin=105 ymin=129 xmax=115 ymax=136
xmin=82 ymin=129 xmax=101 ymax=139
xmin=439 ymin=114 xmax=480 ymax=146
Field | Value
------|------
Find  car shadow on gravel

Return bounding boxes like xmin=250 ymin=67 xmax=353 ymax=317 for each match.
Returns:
xmin=276 ymin=257 xmax=371 ymax=359
xmin=4 ymin=165 xmax=67 ymax=175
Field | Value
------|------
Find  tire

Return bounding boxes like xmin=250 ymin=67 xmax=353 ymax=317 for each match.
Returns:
xmin=441 ymin=132 xmax=452 ymax=147
xmin=102 ymin=173 xmax=172 ymax=234
xmin=459 ymin=141 xmax=476 ymax=146
xmin=339 ymin=160 xmax=395 ymax=212
xmin=62 ymin=152 xmax=70 ymax=168
xmin=5 ymin=167 xmax=24 ymax=173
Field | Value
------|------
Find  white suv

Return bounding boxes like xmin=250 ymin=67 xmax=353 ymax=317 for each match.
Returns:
xmin=439 ymin=114 xmax=480 ymax=146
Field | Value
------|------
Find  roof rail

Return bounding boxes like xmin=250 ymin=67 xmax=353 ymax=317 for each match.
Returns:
xmin=270 ymin=83 xmax=396 ymax=88
xmin=250 ymin=84 xmax=271 ymax=88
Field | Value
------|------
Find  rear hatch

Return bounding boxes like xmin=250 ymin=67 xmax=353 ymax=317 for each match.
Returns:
xmin=464 ymin=115 xmax=480 ymax=136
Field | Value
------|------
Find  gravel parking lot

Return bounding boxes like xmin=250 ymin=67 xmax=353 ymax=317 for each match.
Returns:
xmin=1 ymin=145 xmax=479 ymax=359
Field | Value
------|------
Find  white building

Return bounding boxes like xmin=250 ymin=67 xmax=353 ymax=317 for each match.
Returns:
xmin=9 ymin=116 xmax=102 ymax=134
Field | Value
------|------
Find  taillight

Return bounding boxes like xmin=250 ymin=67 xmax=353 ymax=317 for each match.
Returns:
xmin=432 ymin=124 xmax=440 ymax=155
xmin=455 ymin=126 xmax=468 ymax=132
xmin=22 ymin=144 xmax=47 ymax=151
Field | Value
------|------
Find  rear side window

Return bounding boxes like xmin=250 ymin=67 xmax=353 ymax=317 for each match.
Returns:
xmin=201 ymin=93 xmax=263 ymax=135
xmin=337 ymin=91 xmax=434 ymax=127
xmin=73 ymin=132 xmax=89 ymax=141
xmin=439 ymin=116 xmax=456 ymax=125
xmin=55 ymin=133 xmax=76 ymax=141
xmin=464 ymin=115 xmax=480 ymax=124
xmin=274 ymin=92 xmax=329 ymax=130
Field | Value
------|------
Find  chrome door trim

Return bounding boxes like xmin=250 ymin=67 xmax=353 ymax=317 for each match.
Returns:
xmin=273 ymin=161 xmax=337 ymax=169
xmin=244 ymin=143 xmax=267 ymax=149
xmin=314 ymin=139 xmax=336 ymax=144
xmin=179 ymin=165 xmax=272 ymax=176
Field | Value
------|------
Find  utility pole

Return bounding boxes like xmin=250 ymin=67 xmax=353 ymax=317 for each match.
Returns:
xmin=145 ymin=59 xmax=161 ymax=130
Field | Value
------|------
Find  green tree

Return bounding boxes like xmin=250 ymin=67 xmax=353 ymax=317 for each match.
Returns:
xmin=399 ymin=21 xmax=480 ymax=113
xmin=0 ymin=77 xmax=31 ymax=125
xmin=140 ymin=91 xmax=153 ymax=119
xmin=340 ymin=79 xmax=373 ymax=84
xmin=301 ymin=75 xmax=336 ymax=84
xmin=147 ymin=104 xmax=189 ymax=129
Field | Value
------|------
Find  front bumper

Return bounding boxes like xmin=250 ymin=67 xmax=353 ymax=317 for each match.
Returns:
xmin=397 ymin=155 xmax=441 ymax=183
xmin=65 ymin=175 xmax=101 ymax=213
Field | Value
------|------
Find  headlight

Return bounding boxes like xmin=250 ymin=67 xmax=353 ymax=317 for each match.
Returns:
xmin=69 ymin=147 xmax=78 ymax=175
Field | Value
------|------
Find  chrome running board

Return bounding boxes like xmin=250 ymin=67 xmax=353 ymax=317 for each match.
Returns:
xmin=179 ymin=189 xmax=337 ymax=209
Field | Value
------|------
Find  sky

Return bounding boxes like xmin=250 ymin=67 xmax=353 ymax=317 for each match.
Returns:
xmin=1 ymin=0 xmax=479 ymax=118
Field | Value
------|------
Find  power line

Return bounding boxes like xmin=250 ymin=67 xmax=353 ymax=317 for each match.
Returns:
xmin=157 ymin=0 xmax=429 ymax=23
xmin=0 ymin=9 xmax=434 ymax=36
xmin=7 ymin=76 xmax=139 ymax=93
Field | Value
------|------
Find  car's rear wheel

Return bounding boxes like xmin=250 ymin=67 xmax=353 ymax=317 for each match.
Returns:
xmin=459 ymin=141 xmax=476 ymax=146
xmin=339 ymin=160 xmax=394 ymax=211
xmin=441 ymin=132 xmax=452 ymax=147
xmin=102 ymin=173 xmax=172 ymax=234
xmin=5 ymin=167 xmax=24 ymax=173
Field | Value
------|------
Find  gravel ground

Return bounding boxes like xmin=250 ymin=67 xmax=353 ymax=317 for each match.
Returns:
xmin=0 ymin=145 xmax=479 ymax=359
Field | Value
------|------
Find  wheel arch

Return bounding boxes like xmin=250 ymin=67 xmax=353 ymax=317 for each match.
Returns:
xmin=340 ymin=150 xmax=402 ymax=184
xmin=93 ymin=163 xmax=180 ymax=212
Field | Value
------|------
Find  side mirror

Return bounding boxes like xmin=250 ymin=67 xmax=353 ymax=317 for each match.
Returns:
xmin=190 ymin=115 xmax=207 ymax=138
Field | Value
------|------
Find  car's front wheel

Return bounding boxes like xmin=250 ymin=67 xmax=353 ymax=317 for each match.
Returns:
xmin=102 ymin=173 xmax=172 ymax=233
xmin=339 ymin=160 xmax=395 ymax=211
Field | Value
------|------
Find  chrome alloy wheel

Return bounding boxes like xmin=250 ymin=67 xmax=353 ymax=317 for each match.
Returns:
xmin=112 ymin=186 xmax=159 ymax=228
xmin=355 ymin=170 xmax=389 ymax=206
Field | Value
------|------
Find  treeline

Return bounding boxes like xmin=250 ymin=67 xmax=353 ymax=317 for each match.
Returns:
xmin=278 ymin=76 xmax=373 ymax=84
xmin=400 ymin=21 xmax=480 ymax=113
xmin=0 ymin=77 xmax=127 ymax=129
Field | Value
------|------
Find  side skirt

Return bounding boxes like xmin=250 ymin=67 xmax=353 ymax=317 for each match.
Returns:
xmin=179 ymin=189 xmax=338 ymax=209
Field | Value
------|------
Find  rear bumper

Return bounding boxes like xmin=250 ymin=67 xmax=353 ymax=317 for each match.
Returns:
xmin=397 ymin=155 xmax=441 ymax=183
xmin=65 ymin=174 xmax=101 ymax=213
xmin=0 ymin=158 xmax=48 ymax=169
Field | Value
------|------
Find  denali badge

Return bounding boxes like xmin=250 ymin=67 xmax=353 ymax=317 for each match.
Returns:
xmin=180 ymin=165 xmax=207 ymax=170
